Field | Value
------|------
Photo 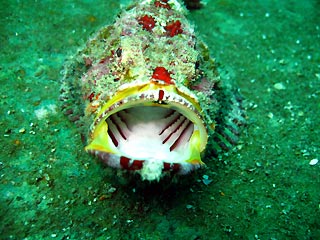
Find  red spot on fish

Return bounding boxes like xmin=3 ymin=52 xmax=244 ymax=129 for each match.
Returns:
xmin=138 ymin=15 xmax=156 ymax=32
xmin=87 ymin=92 xmax=101 ymax=102
xmin=87 ymin=92 xmax=95 ymax=102
xmin=152 ymin=67 xmax=172 ymax=84
xmin=163 ymin=162 xmax=180 ymax=172
xmin=120 ymin=157 xmax=144 ymax=170
xmin=165 ymin=20 xmax=183 ymax=37
xmin=158 ymin=89 xmax=164 ymax=101
xmin=120 ymin=156 xmax=130 ymax=168
xmin=130 ymin=160 xmax=144 ymax=170
xmin=154 ymin=0 xmax=171 ymax=9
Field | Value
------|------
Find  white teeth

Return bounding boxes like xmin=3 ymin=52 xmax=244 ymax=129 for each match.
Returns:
xmin=91 ymin=88 xmax=200 ymax=135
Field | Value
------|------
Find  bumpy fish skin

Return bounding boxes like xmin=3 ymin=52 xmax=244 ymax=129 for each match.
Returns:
xmin=60 ymin=0 xmax=244 ymax=181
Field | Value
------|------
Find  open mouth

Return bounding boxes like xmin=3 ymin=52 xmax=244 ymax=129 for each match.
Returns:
xmin=107 ymin=106 xmax=194 ymax=161
xmin=85 ymin=81 xmax=208 ymax=180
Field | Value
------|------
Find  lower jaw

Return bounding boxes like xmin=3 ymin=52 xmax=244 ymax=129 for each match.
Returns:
xmin=87 ymin=149 xmax=202 ymax=181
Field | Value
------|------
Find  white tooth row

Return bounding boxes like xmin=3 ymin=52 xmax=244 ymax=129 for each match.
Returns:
xmin=90 ymin=89 xmax=199 ymax=134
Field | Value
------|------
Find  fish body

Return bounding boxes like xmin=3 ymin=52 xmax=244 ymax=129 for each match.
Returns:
xmin=60 ymin=0 xmax=245 ymax=181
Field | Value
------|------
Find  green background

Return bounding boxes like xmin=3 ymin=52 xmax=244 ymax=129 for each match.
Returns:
xmin=1 ymin=0 xmax=319 ymax=239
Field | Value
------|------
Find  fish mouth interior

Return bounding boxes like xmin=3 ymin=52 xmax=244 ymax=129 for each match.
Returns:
xmin=106 ymin=105 xmax=194 ymax=163
xmin=86 ymin=85 xmax=208 ymax=170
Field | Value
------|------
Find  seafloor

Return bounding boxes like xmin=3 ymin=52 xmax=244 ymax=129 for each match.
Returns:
xmin=1 ymin=0 xmax=319 ymax=239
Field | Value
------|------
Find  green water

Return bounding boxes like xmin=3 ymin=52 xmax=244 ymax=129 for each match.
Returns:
xmin=1 ymin=0 xmax=319 ymax=239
